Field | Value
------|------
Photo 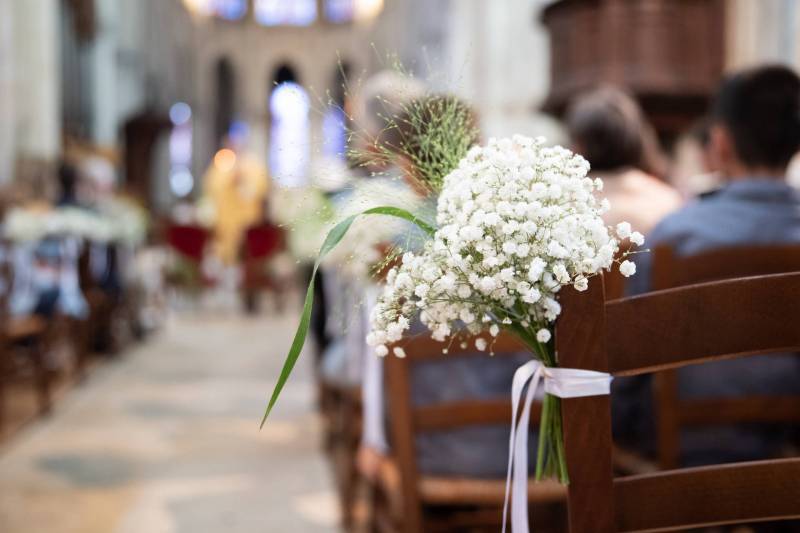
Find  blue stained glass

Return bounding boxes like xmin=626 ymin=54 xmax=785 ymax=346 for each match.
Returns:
xmin=322 ymin=106 xmax=347 ymax=159
xmin=325 ymin=0 xmax=353 ymax=23
xmin=255 ymin=0 xmax=318 ymax=26
xmin=269 ymin=82 xmax=311 ymax=187
xmin=213 ymin=0 xmax=247 ymax=20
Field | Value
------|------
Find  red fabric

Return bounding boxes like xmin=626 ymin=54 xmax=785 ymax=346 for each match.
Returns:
xmin=244 ymin=223 xmax=283 ymax=260
xmin=167 ymin=225 xmax=209 ymax=262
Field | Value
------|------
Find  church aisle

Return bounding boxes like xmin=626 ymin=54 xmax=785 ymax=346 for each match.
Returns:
xmin=0 ymin=311 xmax=338 ymax=533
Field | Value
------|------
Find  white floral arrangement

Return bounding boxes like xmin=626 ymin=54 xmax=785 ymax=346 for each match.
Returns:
xmin=53 ymin=207 xmax=115 ymax=242
xmin=321 ymin=178 xmax=422 ymax=281
xmin=4 ymin=204 xmax=148 ymax=246
xmin=364 ymin=135 xmax=642 ymax=481
xmin=4 ymin=208 xmax=49 ymax=242
xmin=368 ymin=135 xmax=641 ymax=354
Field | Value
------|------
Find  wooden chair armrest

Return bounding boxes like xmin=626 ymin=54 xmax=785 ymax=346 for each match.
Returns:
xmin=6 ymin=316 xmax=48 ymax=340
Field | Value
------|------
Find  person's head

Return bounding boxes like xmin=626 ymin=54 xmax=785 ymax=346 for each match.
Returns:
xmin=566 ymin=87 xmax=662 ymax=175
xmin=353 ymin=70 xmax=427 ymax=149
xmin=710 ymin=65 xmax=800 ymax=180
xmin=57 ymin=162 xmax=79 ymax=204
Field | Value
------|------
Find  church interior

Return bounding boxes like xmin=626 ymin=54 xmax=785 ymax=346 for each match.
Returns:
xmin=1 ymin=1 xmax=800 ymax=532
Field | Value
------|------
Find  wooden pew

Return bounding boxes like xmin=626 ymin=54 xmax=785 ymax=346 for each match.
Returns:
xmin=0 ymin=246 xmax=53 ymax=431
xmin=650 ymin=244 xmax=800 ymax=469
xmin=319 ymin=381 xmax=362 ymax=530
xmin=377 ymin=333 xmax=567 ymax=533
xmin=559 ymin=273 xmax=800 ymax=532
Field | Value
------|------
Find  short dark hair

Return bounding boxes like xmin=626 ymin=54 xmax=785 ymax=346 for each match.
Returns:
xmin=566 ymin=87 xmax=648 ymax=172
xmin=712 ymin=65 xmax=800 ymax=169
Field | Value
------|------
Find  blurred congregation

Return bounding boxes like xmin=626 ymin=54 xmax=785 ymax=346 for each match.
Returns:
xmin=1 ymin=0 xmax=800 ymax=532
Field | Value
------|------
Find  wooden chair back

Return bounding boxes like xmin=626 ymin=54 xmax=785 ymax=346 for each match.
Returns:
xmin=558 ymin=273 xmax=800 ymax=532
xmin=0 ymin=240 xmax=13 ymax=322
xmin=384 ymin=333 xmax=533 ymax=532
xmin=651 ymin=244 xmax=800 ymax=468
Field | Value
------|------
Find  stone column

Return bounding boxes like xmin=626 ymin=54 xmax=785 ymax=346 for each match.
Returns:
xmin=12 ymin=0 xmax=62 ymax=163
xmin=91 ymin=0 xmax=120 ymax=147
xmin=726 ymin=0 xmax=800 ymax=71
xmin=0 ymin=0 xmax=15 ymax=183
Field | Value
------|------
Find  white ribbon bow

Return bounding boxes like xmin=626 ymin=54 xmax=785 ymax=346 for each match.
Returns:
xmin=502 ymin=360 xmax=613 ymax=533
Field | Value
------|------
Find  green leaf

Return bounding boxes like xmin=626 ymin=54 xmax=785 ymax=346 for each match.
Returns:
xmin=260 ymin=206 xmax=435 ymax=427
xmin=361 ymin=205 xmax=436 ymax=237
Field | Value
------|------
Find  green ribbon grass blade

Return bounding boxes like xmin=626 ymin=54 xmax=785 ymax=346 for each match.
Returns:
xmin=260 ymin=205 xmax=435 ymax=427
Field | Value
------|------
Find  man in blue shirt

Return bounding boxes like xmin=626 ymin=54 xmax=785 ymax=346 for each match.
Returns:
xmin=618 ymin=65 xmax=800 ymax=466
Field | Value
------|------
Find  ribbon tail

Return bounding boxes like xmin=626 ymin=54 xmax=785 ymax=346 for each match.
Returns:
xmin=511 ymin=367 xmax=542 ymax=533
xmin=502 ymin=361 xmax=540 ymax=533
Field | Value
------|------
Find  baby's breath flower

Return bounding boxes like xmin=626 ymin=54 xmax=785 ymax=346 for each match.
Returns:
xmin=536 ymin=328 xmax=552 ymax=343
xmin=616 ymin=221 xmax=632 ymax=240
xmin=367 ymin=135 xmax=642 ymax=356
xmin=630 ymin=231 xmax=645 ymax=246
xmin=619 ymin=259 xmax=637 ymax=277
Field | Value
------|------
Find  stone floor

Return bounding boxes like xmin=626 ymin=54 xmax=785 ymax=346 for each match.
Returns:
xmin=0 ymin=310 xmax=339 ymax=533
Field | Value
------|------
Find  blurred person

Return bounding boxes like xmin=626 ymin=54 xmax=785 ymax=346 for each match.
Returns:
xmin=9 ymin=234 xmax=87 ymax=322
xmin=350 ymin=69 xmax=428 ymax=177
xmin=566 ymin=87 xmax=682 ymax=235
xmin=4 ymin=176 xmax=88 ymax=322
xmin=56 ymin=162 xmax=81 ymax=207
xmin=670 ymin=118 xmax=726 ymax=199
xmin=619 ymin=65 xmax=800 ymax=466
xmin=316 ymin=70 xmax=426 ymax=374
xmin=203 ymin=136 xmax=270 ymax=265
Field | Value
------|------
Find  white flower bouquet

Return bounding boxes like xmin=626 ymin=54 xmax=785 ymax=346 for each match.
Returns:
xmin=4 ymin=204 xmax=149 ymax=246
xmin=366 ymin=135 xmax=641 ymax=480
xmin=4 ymin=207 xmax=49 ymax=242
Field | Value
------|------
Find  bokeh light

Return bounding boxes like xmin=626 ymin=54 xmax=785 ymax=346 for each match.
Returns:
xmin=169 ymin=167 xmax=194 ymax=197
xmin=169 ymin=102 xmax=192 ymax=126
xmin=213 ymin=148 xmax=237 ymax=172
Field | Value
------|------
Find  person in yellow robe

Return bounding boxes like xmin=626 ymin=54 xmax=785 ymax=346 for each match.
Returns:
xmin=203 ymin=146 xmax=270 ymax=264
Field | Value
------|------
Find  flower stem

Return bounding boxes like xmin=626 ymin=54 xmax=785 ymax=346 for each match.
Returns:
xmin=514 ymin=329 xmax=569 ymax=484
xmin=536 ymin=394 xmax=569 ymax=483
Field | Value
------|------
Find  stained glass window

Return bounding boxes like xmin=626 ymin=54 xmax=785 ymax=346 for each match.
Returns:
xmin=255 ymin=0 xmax=317 ymax=26
xmin=324 ymin=0 xmax=353 ymax=22
xmin=169 ymin=103 xmax=194 ymax=197
xmin=322 ymin=106 xmax=347 ymax=159
xmin=212 ymin=0 xmax=247 ymax=20
xmin=322 ymin=63 xmax=350 ymax=160
xmin=269 ymin=82 xmax=310 ymax=187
